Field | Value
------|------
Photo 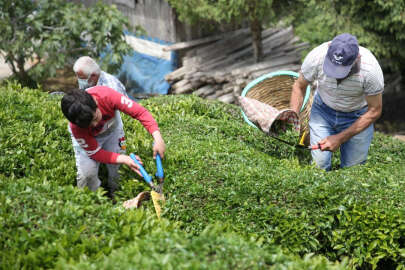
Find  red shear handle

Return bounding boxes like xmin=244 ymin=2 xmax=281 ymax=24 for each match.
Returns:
xmin=310 ymin=144 xmax=322 ymax=150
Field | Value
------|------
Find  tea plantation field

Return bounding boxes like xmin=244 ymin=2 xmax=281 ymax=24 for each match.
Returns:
xmin=1 ymin=82 xmax=405 ymax=269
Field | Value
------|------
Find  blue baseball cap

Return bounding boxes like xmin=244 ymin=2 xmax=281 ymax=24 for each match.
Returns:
xmin=323 ymin=33 xmax=359 ymax=79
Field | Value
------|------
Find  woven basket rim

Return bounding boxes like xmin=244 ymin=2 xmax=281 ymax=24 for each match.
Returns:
xmin=240 ymin=70 xmax=311 ymax=131
xmin=241 ymin=70 xmax=311 ymax=110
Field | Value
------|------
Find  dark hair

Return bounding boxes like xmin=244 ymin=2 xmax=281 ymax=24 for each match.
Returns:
xmin=61 ymin=90 xmax=97 ymax=128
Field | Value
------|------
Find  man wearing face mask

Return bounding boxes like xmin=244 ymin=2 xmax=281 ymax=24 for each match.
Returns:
xmin=73 ymin=56 xmax=127 ymax=96
xmin=290 ymin=33 xmax=384 ymax=171
xmin=69 ymin=56 xmax=129 ymax=199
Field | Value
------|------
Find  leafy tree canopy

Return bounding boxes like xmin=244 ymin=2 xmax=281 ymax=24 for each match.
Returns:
xmin=294 ymin=0 xmax=405 ymax=71
xmin=0 ymin=0 xmax=135 ymax=88
xmin=168 ymin=0 xmax=277 ymax=25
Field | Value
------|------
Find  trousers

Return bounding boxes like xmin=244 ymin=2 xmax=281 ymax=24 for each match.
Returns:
xmin=309 ymin=93 xmax=374 ymax=171
xmin=69 ymin=111 xmax=125 ymax=191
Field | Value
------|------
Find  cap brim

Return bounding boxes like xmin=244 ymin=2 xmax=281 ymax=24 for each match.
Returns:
xmin=323 ymin=56 xmax=352 ymax=79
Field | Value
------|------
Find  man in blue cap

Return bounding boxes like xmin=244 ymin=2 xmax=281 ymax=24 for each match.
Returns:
xmin=290 ymin=33 xmax=384 ymax=171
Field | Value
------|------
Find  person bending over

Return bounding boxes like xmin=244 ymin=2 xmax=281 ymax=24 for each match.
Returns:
xmin=290 ymin=33 xmax=383 ymax=171
xmin=61 ymin=86 xmax=165 ymax=195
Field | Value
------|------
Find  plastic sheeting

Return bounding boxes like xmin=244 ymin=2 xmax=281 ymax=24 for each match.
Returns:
xmin=117 ymin=32 xmax=177 ymax=98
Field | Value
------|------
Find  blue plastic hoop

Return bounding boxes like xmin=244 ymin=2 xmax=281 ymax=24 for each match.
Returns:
xmin=240 ymin=70 xmax=311 ymax=129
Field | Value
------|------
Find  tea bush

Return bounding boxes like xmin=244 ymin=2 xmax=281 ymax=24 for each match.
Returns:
xmin=1 ymin=82 xmax=405 ymax=269
xmin=138 ymin=93 xmax=405 ymax=269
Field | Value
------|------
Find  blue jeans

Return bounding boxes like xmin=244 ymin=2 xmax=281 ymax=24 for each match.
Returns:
xmin=309 ymin=93 xmax=374 ymax=171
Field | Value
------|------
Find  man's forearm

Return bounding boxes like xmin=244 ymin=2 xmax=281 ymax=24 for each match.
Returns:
xmin=337 ymin=109 xmax=381 ymax=143
xmin=290 ymin=83 xmax=305 ymax=114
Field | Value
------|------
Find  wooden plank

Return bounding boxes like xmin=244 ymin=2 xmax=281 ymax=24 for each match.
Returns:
xmin=211 ymin=87 xmax=233 ymax=98
xmin=172 ymin=79 xmax=190 ymax=90
xmin=173 ymin=83 xmax=193 ymax=94
xmin=231 ymin=53 xmax=299 ymax=77
xmin=182 ymin=30 xmax=251 ymax=66
xmin=205 ymin=93 xmax=218 ymax=100
xmin=165 ymin=66 xmax=192 ymax=82
xmin=166 ymin=25 xmax=307 ymax=104
xmin=193 ymin=28 xmax=251 ymax=59
xmin=233 ymin=85 xmax=243 ymax=96
xmin=190 ymin=79 xmax=205 ymax=89
xmin=201 ymin=27 xmax=279 ymax=60
xmin=194 ymin=27 xmax=280 ymax=70
xmin=281 ymin=42 xmax=309 ymax=53
xmin=163 ymin=28 xmax=249 ymax=52
xmin=192 ymin=85 xmax=217 ymax=97
xmin=185 ymin=71 xmax=204 ymax=80
xmin=184 ymin=27 xmax=291 ymax=72
xmin=261 ymin=27 xmax=281 ymax=39
xmin=202 ymin=29 xmax=286 ymax=71
xmin=241 ymin=54 xmax=301 ymax=77
xmin=217 ymin=93 xmax=236 ymax=104
xmin=262 ymin=27 xmax=294 ymax=53
xmin=248 ymin=64 xmax=301 ymax=79
xmin=182 ymin=56 xmax=203 ymax=67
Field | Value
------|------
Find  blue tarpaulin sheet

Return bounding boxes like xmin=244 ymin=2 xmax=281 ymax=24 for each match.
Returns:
xmin=117 ymin=32 xmax=177 ymax=98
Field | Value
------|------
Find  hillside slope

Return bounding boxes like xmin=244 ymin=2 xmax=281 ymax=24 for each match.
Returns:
xmin=1 ymin=82 xmax=405 ymax=269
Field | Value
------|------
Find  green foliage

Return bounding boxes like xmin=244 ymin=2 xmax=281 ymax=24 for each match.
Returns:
xmin=294 ymin=0 xmax=405 ymax=70
xmin=0 ymin=0 xmax=133 ymax=88
xmin=0 ymin=81 xmax=74 ymax=181
xmin=167 ymin=0 xmax=278 ymax=25
xmin=132 ymin=94 xmax=405 ymax=269
xmin=1 ymin=84 xmax=405 ymax=269
xmin=0 ymin=173 xmax=175 ymax=269
xmin=59 ymin=224 xmax=347 ymax=270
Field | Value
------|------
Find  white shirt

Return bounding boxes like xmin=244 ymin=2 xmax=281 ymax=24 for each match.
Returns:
xmin=97 ymin=71 xmax=127 ymax=96
xmin=301 ymin=42 xmax=384 ymax=112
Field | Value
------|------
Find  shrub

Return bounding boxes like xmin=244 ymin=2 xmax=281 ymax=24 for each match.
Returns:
xmin=1 ymin=82 xmax=404 ymax=269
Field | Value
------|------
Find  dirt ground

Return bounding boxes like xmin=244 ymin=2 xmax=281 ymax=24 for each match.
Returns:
xmin=41 ymin=68 xmax=77 ymax=93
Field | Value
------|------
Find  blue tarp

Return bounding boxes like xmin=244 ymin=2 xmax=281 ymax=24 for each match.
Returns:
xmin=117 ymin=33 xmax=177 ymax=98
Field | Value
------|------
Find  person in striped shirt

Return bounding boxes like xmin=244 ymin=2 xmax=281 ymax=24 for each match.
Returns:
xmin=290 ymin=33 xmax=384 ymax=171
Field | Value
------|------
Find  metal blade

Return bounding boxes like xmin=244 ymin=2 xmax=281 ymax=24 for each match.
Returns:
xmin=151 ymin=190 xmax=165 ymax=219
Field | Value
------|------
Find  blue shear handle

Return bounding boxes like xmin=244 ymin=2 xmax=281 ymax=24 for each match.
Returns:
xmin=155 ymin=154 xmax=164 ymax=179
xmin=129 ymin=153 xmax=153 ymax=185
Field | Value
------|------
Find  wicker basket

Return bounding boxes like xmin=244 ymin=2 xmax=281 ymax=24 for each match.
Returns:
xmin=241 ymin=70 xmax=313 ymax=146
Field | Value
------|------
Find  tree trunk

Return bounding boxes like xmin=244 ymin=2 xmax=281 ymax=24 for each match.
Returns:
xmin=250 ymin=17 xmax=262 ymax=63
xmin=16 ymin=56 xmax=37 ymax=88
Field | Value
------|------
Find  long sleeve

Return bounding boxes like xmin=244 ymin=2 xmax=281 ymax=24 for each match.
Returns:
xmin=104 ymin=90 xmax=159 ymax=134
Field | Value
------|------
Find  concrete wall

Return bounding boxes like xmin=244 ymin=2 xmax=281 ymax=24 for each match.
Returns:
xmin=117 ymin=0 xmax=177 ymax=42
xmin=70 ymin=0 xmax=205 ymax=43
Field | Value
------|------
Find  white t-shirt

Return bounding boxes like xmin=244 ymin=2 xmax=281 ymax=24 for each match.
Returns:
xmin=301 ymin=42 xmax=384 ymax=112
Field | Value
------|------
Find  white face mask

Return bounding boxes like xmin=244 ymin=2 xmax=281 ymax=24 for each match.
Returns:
xmin=77 ymin=75 xmax=92 ymax=90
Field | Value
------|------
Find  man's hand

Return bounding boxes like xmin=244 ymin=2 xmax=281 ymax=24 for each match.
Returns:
xmin=152 ymin=130 xmax=166 ymax=159
xmin=317 ymin=93 xmax=382 ymax=152
xmin=318 ymin=134 xmax=343 ymax=152
xmin=116 ymin=154 xmax=143 ymax=176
